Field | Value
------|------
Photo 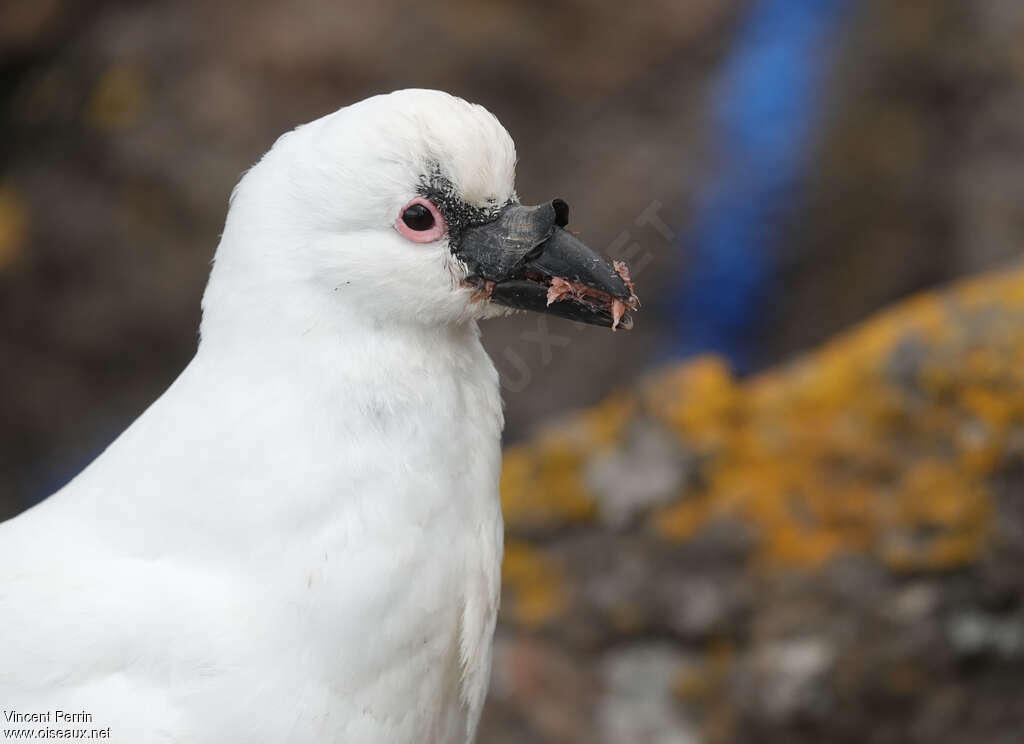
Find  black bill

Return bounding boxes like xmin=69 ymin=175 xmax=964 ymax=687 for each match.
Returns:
xmin=455 ymin=199 xmax=638 ymax=329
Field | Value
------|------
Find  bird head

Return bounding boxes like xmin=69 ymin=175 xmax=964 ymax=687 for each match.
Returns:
xmin=203 ymin=89 xmax=637 ymax=338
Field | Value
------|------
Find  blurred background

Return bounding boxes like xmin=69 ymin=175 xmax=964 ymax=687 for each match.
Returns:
xmin=2 ymin=0 xmax=1024 ymax=742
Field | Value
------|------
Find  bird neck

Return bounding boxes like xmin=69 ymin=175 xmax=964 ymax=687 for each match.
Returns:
xmin=198 ymin=299 xmax=490 ymax=387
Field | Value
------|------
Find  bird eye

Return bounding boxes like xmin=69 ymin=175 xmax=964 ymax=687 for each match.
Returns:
xmin=396 ymin=197 xmax=446 ymax=243
xmin=401 ymin=204 xmax=435 ymax=231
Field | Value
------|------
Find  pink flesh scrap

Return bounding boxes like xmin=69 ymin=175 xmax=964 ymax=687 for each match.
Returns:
xmin=611 ymin=260 xmax=640 ymax=330
xmin=546 ymin=276 xmax=577 ymax=306
xmin=611 ymin=299 xmax=627 ymax=330
xmin=613 ymin=260 xmax=635 ymax=295
xmin=542 ymin=259 xmax=640 ymax=331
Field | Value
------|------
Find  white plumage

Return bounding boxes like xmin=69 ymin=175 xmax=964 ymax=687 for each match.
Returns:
xmin=1 ymin=90 xmax=515 ymax=743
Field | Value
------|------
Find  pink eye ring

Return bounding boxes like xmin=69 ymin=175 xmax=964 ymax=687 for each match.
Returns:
xmin=396 ymin=197 xmax=446 ymax=243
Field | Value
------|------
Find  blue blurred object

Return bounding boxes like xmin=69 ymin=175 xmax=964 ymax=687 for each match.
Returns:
xmin=670 ymin=0 xmax=852 ymax=372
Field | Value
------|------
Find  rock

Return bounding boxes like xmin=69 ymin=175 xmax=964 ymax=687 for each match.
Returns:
xmin=736 ymin=636 xmax=836 ymax=722
xmin=947 ymin=611 xmax=1024 ymax=660
xmin=600 ymin=644 xmax=702 ymax=744
xmin=584 ymin=418 xmax=692 ymax=529
xmin=486 ymin=268 xmax=1024 ymax=743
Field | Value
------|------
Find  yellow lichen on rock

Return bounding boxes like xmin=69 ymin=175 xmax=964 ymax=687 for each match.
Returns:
xmin=500 ymin=441 xmax=596 ymax=531
xmin=503 ymin=267 xmax=1024 ymax=574
xmin=646 ymin=356 xmax=739 ymax=454
xmin=501 ymin=540 xmax=568 ymax=628
xmin=500 ymin=394 xmax=641 ymax=530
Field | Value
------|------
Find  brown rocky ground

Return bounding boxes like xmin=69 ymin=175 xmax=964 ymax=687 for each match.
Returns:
xmin=489 ymin=267 xmax=1024 ymax=743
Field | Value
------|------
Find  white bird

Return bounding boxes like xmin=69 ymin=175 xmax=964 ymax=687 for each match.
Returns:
xmin=0 ymin=89 xmax=636 ymax=743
